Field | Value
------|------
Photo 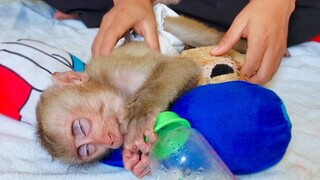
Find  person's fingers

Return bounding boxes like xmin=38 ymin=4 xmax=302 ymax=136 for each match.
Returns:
xmin=91 ymin=10 xmax=115 ymax=58
xmin=240 ymin=23 xmax=268 ymax=80
xmin=284 ymin=49 xmax=291 ymax=57
xmin=53 ymin=11 xmax=79 ymax=20
xmin=210 ymin=17 xmax=246 ymax=56
xmin=240 ymin=46 xmax=266 ymax=80
xmin=92 ymin=30 xmax=104 ymax=59
xmin=92 ymin=0 xmax=157 ymax=58
xmin=140 ymin=18 xmax=159 ymax=51
xmin=249 ymin=44 xmax=283 ymax=85
xmin=98 ymin=14 xmax=134 ymax=57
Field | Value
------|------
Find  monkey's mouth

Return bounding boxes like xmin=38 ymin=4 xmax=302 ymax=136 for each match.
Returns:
xmin=109 ymin=134 xmax=124 ymax=149
xmin=111 ymin=140 xmax=122 ymax=149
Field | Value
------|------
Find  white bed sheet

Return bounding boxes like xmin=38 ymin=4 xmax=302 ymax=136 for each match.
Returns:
xmin=0 ymin=1 xmax=319 ymax=180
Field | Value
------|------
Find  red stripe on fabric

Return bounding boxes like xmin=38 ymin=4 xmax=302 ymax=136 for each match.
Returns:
xmin=310 ymin=35 xmax=320 ymax=43
xmin=0 ymin=66 xmax=32 ymax=121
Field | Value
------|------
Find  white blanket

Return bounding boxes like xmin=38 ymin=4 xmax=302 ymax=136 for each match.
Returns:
xmin=0 ymin=1 xmax=319 ymax=179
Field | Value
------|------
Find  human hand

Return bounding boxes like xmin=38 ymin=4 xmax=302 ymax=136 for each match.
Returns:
xmin=92 ymin=0 xmax=159 ymax=58
xmin=211 ymin=0 xmax=295 ymax=85
xmin=123 ymin=148 xmax=151 ymax=179
xmin=53 ymin=10 xmax=79 ymax=20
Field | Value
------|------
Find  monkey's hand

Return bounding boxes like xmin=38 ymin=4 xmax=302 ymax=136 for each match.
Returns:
xmin=122 ymin=57 xmax=199 ymax=153
xmin=123 ymin=112 xmax=157 ymax=154
xmin=123 ymin=148 xmax=151 ymax=179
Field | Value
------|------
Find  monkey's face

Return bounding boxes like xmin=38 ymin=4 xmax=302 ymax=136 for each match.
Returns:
xmin=70 ymin=109 xmax=125 ymax=163
xmin=37 ymin=81 xmax=126 ymax=164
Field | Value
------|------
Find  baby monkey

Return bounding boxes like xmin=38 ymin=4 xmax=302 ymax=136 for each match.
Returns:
xmin=36 ymin=16 xmax=247 ymax=178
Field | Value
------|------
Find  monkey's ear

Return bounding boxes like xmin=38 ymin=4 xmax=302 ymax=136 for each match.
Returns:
xmin=52 ymin=71 xmax=89 ymax=86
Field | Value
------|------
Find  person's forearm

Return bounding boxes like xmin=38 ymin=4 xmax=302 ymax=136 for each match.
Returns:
xmin=152 ymin=0 xmax=181 ymax=5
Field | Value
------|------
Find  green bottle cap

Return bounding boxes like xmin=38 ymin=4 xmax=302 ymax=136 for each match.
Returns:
xmin=154 ymin=111 xmax=191 ymax=133
xmin=151 ymin=111 xmax=191 ymax=160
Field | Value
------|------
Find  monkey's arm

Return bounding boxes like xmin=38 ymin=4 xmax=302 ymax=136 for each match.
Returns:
xmin=87 ymin=42 xmax=199 ymax=152
xmin=124 ymin=55 xmax=200 ymax=153
xmin=164 ymin=16 xmax=247 ymax=53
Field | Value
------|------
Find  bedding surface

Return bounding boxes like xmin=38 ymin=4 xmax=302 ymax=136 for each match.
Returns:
xmin=0 ymin=1 xmax=320 ymax=179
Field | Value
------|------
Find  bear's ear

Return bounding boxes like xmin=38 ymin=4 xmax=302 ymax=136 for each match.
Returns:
xmin=52 ymin=71 xmax=89 ymax=87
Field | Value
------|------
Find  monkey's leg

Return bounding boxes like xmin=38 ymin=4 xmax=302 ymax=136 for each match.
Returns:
xmin=164 ymin=16 xmax=247 ymax=53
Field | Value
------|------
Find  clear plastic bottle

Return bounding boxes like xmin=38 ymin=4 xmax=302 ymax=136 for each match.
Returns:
xmin=149 ymin=111 xmax=236 ymax=180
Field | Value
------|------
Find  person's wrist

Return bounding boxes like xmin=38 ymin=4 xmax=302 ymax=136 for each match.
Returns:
xmin=249 ymin=0 xmax=295 ymax=15
xmin=288 ymin=0 xmax=296 ymax=14
xmin=113 ymin=0 xmax=153 ymax=5
xmin=280 ymin=0 xmax=295 ymax=17
xmin=283 ymin=0 xmax=296 ymax=13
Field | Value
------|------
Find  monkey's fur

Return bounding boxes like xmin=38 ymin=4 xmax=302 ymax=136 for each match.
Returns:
xmin=36 ymin=16 xmax=247 ymax=164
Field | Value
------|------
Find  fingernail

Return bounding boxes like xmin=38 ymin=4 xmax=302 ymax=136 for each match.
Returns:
xmin=210 ymin=45 xmax=220 ymax=55
xmin=212 ymin=45 xmax=220 ymax=52
xmin=284 ymin=50 xmax=291 ymax=57
xmin=244 ymin=74 xmax=250 ymax=81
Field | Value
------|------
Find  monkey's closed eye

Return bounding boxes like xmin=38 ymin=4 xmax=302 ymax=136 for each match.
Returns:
xmin=72 ymin=118 xmax=91 ymax=138
xmin=78 ymin=144 xmax=97 ymax=157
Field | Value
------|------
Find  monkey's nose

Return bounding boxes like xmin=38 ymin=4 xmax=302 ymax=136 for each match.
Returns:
xmin=95 ymin=132 xmax=112 ymax=146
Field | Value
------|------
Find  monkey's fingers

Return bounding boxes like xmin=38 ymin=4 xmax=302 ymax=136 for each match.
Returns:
xmin=138 ymin=115 xmax=157 ymax=153
xmin=124 ymin=115 xmax=156 ymax=153
xmin=143 ymin=118 xmax=157 ymax=143
xmin=122 ymin=148 xmax=140 ymax=170
xmin=131 ymin=131 xmax=153 ymax=154
xmin=132 ymin=153 xmax=150 ymax=179
xmin=124 ymin=120 xmax=138 ymax=150
xmin=135 ymin=141 xmax=154 ymax=154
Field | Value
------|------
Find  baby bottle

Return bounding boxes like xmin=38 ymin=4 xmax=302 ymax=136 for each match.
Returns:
xmin=149 ymin=111 xmax=236 ymax=180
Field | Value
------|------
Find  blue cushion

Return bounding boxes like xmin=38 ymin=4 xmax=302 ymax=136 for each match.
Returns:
xmin=170 ymin=81 xmax=291 ymax=174
xmin=101 ymin=81 xmax=291 ymax=175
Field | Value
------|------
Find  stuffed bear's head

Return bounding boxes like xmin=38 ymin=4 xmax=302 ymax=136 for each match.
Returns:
xmin=180 ymin=46 xmax=245 ymax=85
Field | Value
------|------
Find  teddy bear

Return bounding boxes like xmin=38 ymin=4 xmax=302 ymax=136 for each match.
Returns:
xmin=180 ymin=46 xmax=245 ymax=85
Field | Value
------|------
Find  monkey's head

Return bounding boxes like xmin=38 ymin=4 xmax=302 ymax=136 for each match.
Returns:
xmin=36 ymin=71 xmax=125 ymax=164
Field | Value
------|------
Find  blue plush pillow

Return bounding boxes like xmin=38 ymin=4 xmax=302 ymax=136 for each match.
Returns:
xmin=102 ymin=81 xmax=291 ymax=175
xmin=170 ymin=81 xmax=291 ymax=174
